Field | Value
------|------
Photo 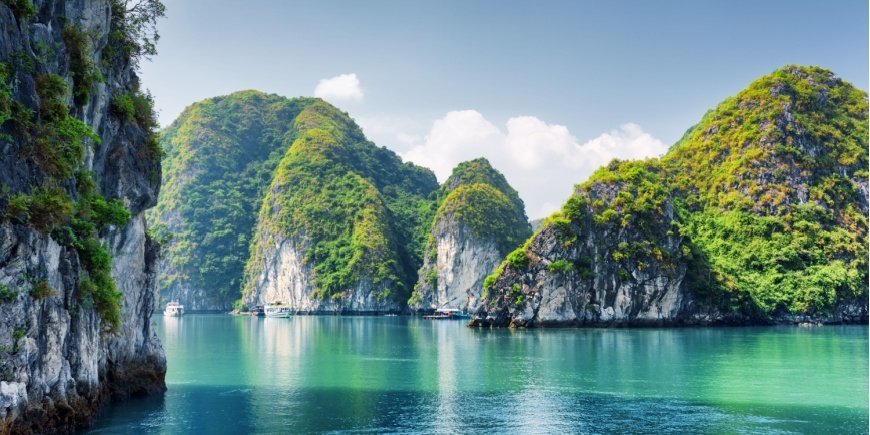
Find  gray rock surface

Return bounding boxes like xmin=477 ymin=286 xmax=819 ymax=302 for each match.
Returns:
xmin=243 ymin=236 xmax=401 ymax=313
xmin=411 ymin=225 xmax=501 ymax=312
xmin=0 ymin=1 xmax=165 ymax=432
xmin=471 ymin=192 xmax=721 ymax=328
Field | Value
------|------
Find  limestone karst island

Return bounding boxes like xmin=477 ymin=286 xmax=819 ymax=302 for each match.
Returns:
xmin=0 ymin=0 xmax=867 ymax=433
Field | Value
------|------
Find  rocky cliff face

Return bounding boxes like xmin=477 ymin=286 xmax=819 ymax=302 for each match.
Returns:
xmin=471 ymin=174 xmax=721 ymax=327
xmin=410 ymin=159 xmax=530 ymax=312
xmin=151 ymin=92 xmax=318 ymax=311
xmin=242 ymin=101 xmax=438 ymax=313
xmin=0 ymin=1 xmax=165 ymax=432
xmin=244 ymin=236 xmax=402 ymax=313
xmin=474 ymin=66 xmax=868 ymax=327
xmin=411 ymin=225 xmax=501 ymax=312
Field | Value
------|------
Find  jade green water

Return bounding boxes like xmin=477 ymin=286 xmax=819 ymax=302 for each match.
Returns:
xmin=87 ymin=315 xmax=868 ymax=434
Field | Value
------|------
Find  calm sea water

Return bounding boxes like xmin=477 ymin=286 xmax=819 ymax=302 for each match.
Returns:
xmin=86 ymin=315 xmax=868 ymax=434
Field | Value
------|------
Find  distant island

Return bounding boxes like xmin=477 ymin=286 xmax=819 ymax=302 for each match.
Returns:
xmin=153 ymin=66 xmax=866 ymax=326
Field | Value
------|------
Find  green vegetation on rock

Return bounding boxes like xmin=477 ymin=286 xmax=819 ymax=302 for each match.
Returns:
xmin=157 ymin=93 xmax=438 ymax=307
xmin=662 ymin=65 xmax=868 ymax=315
xmin=0 ymin=1 xmax=163 ymax=331
xmin=412 ymin=158 xmax=531 ymax=306
xmin=243 ymin=100 xmax=437 ymax=302
xmin=2 ymin=0 xmax=36 ymax=21
xmin=62 ymin=24 xmax=102 ymax=106
xmin=435 ymin=158 xmax=530 ymax=253
xmin=437 ymin=183 xmax=528 ymax=252
xmin=490 ymin=65 xmax=868 ymax=318
xmin=152 ymin=91 xmax=318 ymax=306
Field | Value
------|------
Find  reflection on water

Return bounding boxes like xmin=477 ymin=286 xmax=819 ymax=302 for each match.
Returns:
xmin=87 ymin=316 xmax=868 ymax=434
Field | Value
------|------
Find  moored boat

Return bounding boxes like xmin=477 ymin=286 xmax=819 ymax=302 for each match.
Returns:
xmin=164 ymin=300 xmax=184 ymax=317
xmin=264 ymin=303 xmax=292 ymax=318
xmin=423 ymin=308 xmax=471 ymax=319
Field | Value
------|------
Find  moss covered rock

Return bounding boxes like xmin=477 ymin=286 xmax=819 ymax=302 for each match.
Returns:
xmin=241 ymin=100 xmax=438 ymax=312
xmin=410 ymin=158 xmax=531 ymax=312
xmin=475 ymin=65 xmax=868 ymax=327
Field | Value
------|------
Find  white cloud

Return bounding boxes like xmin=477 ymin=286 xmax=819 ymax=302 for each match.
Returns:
xmin=356 ymin=114 xmax=428 ymax=151
xmin=401 ymin=111 xmax=667 ymax=219
xmin=403 ymin=110 xmax=502 ymax=178
xmin=313 ymin=73 xmax=364 ymax=101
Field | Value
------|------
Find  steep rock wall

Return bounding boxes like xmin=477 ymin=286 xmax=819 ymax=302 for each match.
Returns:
xmin=472 ymin=183 xmax=722 ymax=327
xmin=409 ymin=159 xmax=531 ymax=313
xmin=0 ymin=0 xmax=165 ymax=432
xmin=243 ymin=236 xmax=401 ymax=313
xmin=411 ymin=225 xmax=500 ymax=312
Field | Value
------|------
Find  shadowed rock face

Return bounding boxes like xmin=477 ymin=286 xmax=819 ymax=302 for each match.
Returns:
xmin=0 ymin=0 xmax=165 ymax=432
xmin=474 ymin=67 xmax=868 ymax=328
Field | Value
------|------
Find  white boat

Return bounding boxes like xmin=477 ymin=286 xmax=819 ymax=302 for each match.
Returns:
xmin=423 ymin=307 xmax=471 ymax=319
xmin=164 ymin=300 xmax=184 ymax=317
xmin=264 ymin=303 xmax=292 ymax=318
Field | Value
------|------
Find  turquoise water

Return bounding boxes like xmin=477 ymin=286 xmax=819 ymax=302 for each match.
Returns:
xmin=87 ymin=315 xmax=868 ymax=434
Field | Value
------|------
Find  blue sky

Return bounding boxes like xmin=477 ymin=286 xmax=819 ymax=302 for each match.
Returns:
xmin=141 ymin=0 xmax=869 ymax=218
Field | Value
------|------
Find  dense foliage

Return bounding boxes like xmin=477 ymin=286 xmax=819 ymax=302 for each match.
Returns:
xmin=665 ymin=66 xmax=868 ymax=315
xmin=157 ymin=93 xmax=438 ymax=307
xmin=243 ymin=100 xmax=438 ymax=302
xmin=437 ymin=158 xmax=526 ymax=213
xmin=437 ymin=183 xmax=529 ymax=251
xmin=0 ymin=0 xmax=163 ymax=331
xmin=152 ymin=91 xmax=317 ymax=305
xmin=435 ymin=158 xmax=530 ymax=251
xmin=492 ymin=66 xmax=868 ymax=318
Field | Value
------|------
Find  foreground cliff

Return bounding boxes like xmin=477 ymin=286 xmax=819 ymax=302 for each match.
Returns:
xmin=409 ymin=158 xmax=530 ymax=312
xmin=150 ymin=92 xmax=321 ymax=310
xmin=241 ymin=101 xmax=438 ymax=312
xmin=474 ymin=66 xmax=868 ymax=327
xmin=0 ymin=0 xmax=165 ymax=432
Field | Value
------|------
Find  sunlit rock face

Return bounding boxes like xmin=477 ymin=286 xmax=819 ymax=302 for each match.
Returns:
xmin=410 ymin=158 xmax=532 ymax=313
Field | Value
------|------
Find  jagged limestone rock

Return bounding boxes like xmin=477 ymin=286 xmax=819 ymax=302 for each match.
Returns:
xmin=410 ymin=158 xmax=531 ymax=312
xmin=474 ymin=66 xmax=869 ymax=327
xmin=151 ymin=92 xmax=320 ymax=311
xmin=0 ymin=0 xmax=165 ymax=431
